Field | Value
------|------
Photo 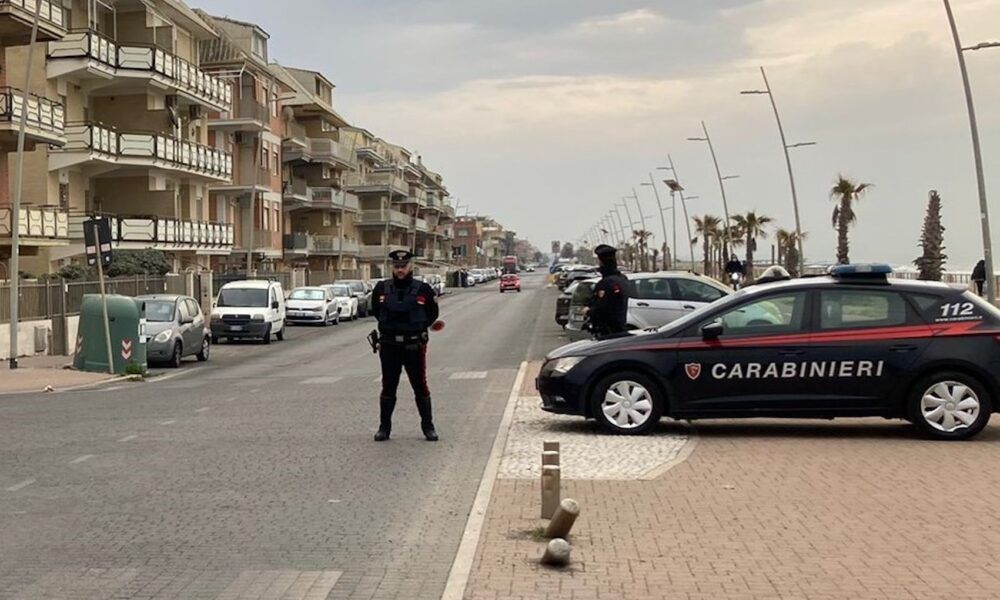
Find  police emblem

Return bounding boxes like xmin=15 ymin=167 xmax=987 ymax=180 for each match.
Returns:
xmin=685 ymin=363 xmax=702 ymax=380
xmin=597 ymin=289 xmax=606 ymax=298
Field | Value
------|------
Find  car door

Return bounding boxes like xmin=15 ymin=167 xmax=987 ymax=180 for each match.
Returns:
xmin=186 ymin=299 xmax=205 ymax=349
xmin=672 ymin=290 xmax=814 ymax=414
xmin=268 ymin=286 xmax=280 ymax=327
xmin=175 ymin=299 xmax=195 ymax=354
xmin=805 ymin=287 xmax=933 ymax=410
xmin=629 ymin=277 xmax=683 ymax=328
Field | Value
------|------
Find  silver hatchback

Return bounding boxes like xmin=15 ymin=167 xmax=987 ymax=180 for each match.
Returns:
xmin=137 ymin=294 xmax=211 ymax=368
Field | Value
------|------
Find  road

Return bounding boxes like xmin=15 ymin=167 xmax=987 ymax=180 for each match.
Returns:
xmin=0 ymin=273 xmax=563 ymax=600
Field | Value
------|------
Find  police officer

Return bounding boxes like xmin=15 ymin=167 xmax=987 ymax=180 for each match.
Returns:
xmin=371 ymin=250 xmax=440 ymax=442
xmin=586 ymin=244 xmax=629 ymax=338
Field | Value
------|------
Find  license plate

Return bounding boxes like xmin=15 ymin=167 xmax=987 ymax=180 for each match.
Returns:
xmin=230 ymin=325 xmax=243 ymax=331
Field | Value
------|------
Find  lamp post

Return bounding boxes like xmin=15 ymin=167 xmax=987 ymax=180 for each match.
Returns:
xmin=942 ymin=0 xmax=998 ymax=303
xmin=641 ymin=173 xmax=670 ymax=270
xmin=658 ymin=155 xmax=696 ymax=267
xmin=687 ymin=121 xmax=735 ymax=254
xmin=740 ymin=66 xmax=815 ymax=277
xmin=611 ymin=205 xmax=628 ymax=246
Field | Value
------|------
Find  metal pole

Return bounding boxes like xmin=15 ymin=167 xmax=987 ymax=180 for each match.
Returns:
xmin=8 ymin=0 xmax=43 ymax=369
xmin=671 ymin=191 xmax=677 ymax=270
xmin=759 ymin=67 xmax=806 ymax=276
xmin=668 ymin=154 xmax=696 ymax=266
xmin=94 ymin=223 xmax=114 ymax=375
xmin=632 ymin=188 xmax=649 ymax=270
xmin=612 ymin=206 xmax=628 ymax=244
xmin=701 ymin=121 xmax=733 ymax=253
xmin=943 ymin=0 xmax=996 ymax=303
xmin=248 ymin=75 xmax=274 ymax=276
xmin=336 ymin=191 xmax=345 ymax=280
xmin=647 ymin=173 xmax=669 ymax=270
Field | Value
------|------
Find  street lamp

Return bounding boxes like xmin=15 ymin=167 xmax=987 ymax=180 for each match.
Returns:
xmin=740 ymin=66 xmax=816 ymax=277
xmin=641 ymin=175 xmax=671 ymax=270
xmin=687 ymin=121 xmax=734 ymax=253
xmin=658 ymin=155 xmax=697 ymax=267
xmin=942 ymin=0 xmax=998 ymax=303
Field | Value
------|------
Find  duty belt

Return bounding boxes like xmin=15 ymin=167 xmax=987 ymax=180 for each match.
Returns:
xmin=384 ymin=331 xmax=428 ymax=345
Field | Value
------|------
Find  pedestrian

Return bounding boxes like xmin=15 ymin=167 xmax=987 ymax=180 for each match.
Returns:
xmin=371 ymin=250 xmax=440 ymax=442
xmin=972 ymin=259 xmax=986 ymax=297
xmin=725 ymin=253 xmax=744 ymax=288
xmin=586 ymin=244 xmax=630 ymax=339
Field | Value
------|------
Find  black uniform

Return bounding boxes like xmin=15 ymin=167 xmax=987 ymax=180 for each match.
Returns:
xmin=371 ymin=274 xmax=439 ymax=439
xmin=588 ymin=265 xmax=629 ymax=338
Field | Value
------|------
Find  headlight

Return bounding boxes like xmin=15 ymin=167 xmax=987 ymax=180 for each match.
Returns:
xmin=550 ymin=356 xmax=585 ymax=375
xmin=251 ymin=314 xmax=265 ymax=321
xmin=210 ymin=314 xmax=221 ymax=322
xmin=154 ymin=329 xmax=173 ymax=343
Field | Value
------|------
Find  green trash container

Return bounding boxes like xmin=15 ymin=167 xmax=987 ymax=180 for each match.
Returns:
xmin=73 ymin=294 xmax=147 ymax=374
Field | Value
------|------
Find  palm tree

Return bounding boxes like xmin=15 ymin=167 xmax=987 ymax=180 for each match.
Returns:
xmin=775 ymin=228 xmax=808 ymax=276
xmin=775 ymin=228 xmax=792 ymax=266
xmin=733 ymin=212 xmax=773 ymax=282
xmin=830 ymin=175 xmax=872 ymax=264
xmin=693 ymin=215 xmax=721 ymax=277
xmin=632 ymin=229 xmax=653 ymax=271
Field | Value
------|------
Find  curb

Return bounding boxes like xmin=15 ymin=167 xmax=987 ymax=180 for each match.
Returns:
xmin=639 ymin=422 xmax=700 ymax=480
xmin=0 ymin=373 xmax=121 ymax=397
xmin=441 ymin=360 xmax=528 ymax=600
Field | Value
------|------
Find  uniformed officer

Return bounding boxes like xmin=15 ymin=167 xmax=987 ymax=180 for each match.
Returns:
xmin=371 ymin=250 xmax=440 ymax=442
xmin=586 ymin=244 xmax=630 ymax=338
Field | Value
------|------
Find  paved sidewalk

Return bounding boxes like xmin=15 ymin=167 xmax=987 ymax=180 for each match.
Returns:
xmin=464 ymin=365 xmax=1000 ymax=599
xmin=1 ymin=355 xmax=113 ymax=395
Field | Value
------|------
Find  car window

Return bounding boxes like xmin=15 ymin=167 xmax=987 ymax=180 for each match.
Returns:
xmin=672 ymin=279 xmax=725 ymax=303
xmin=177 ymin=300 xmax=191 ymax=320
xmin=218 ymin=288 xmax=268 ymax=308
xmin=144 ymin=300 xmax=175 ymax=322
xmin=819 ymin=290 xmax=907 ymax=330
xmin=290 ymin=289 xmax=325 ymax=300
xmin=630 ymin=277 xmax=673 ymax=301
xmin=571 ymin=282 xmax=596 ymax=305
xmin=185 ymin=299 xmax=201 ymax=317
xmin=704 ymin=291 xmax=808 ymax=336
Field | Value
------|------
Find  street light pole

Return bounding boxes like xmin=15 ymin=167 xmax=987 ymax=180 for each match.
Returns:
xmin=8 ymin=0 xmax=42 ymax=369
xmin=611 ymin=205 xmax=628 ymax=245
xmin=659 ymin=155 xmax=696 ymax=267
xmin=688 ymin=121 xmax=734 ymax=254
xmin=643 ymin=173 xmax=669 ymax=270
xmin=942 ymin=0 xmax=997 ymax=303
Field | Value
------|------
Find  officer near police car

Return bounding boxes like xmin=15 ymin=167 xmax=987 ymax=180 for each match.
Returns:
xmin=370 ymin=249 xmax=441 ymax=442
xmin=586 ymin=244 xmax=630 ymax=338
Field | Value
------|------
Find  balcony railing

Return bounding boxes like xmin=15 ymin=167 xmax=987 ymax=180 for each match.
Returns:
xmin=344 ymin=171 xmax=408 ymax=195
xmin=0 ymin=87 xmax=65 ymax=137
xmin=359 ymin=209 xmax=411 ymax=228
xmin=235 ymin=228 xmax=281 ymax=251
xmin=0 ymin=206 xmax=68 ymax=239
xmin=313 ymin=188 xmax=360 ymax=212
xmin=285 ymin=137 xmax=354 ymax=166
xmin=68 ymin=214 xmax=233 ymax=248
xmin=214 ymin=96 xmax=268 ymax=124
xmin=414 ymin=218 xmax=429 ymax=232
xmin=0 ymin=0 xmax=65 ymax=29
xmin=60 ymin=122 xmax=233 ymax=180
xmin=360 ymin=244 xmax=408 ymax=259
xmin=48 ymin=29 xmax=231 ymax=109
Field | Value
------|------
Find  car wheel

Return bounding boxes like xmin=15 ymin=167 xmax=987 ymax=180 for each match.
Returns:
xmin=169 ymin=342 xmax=183 ymax=368
xmin=909 ymin=371 xmax=992 ymax=440
xmin=321 ymin=312 xmax=330 ymax=327
xmin=211 ymin=335 xmax=219 ymax=344
xmin=276 ymin=324 xmax=285 ymax=341
xmin=334 ymin=312 xmax=340 ymax=325
xmin=196 ymin=337 xmax=210 ymax=362
xmin=590 ymin=370 xmax=663 ymax=435
xmin=262 ymin=325 xmax=272 ymax=344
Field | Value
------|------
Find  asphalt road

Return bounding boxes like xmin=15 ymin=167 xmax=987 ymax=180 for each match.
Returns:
xmin=0 ymin=273 xmax=563 ymax=600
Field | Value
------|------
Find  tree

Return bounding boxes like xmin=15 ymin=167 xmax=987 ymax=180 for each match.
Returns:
xmin=733 ymin=212 xmax=773 ymax=282
xmin=106 ymin=249 xmax=171 ymax=277
xmin=830 ymin=175 xmax=872 ymax=264
xmin=693 ymin=215 xmax=721 ymax=277
xmin=776 ymin=228 xmax=807 ymax=277
xmin=914 ymin=190 xmax=946 ymax=281
xmin=633 ymin=230 xmax=653 ymax=271
xmin=560 ymin=242 xmax=574 ymax=259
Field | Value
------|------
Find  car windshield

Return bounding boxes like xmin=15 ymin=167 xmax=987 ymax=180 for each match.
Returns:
xmin=218 ymin=288 xmax=269 ymax=308
xmin=289 ymin=289 xmax=325 ymax=300
xmin=348 ymin=282 xmax=364 ymax=292
xmin=656 ymin=288 xmax=751 ymax=333
xmin=144 ymin=300 xmax=175 ymax=322
xmin=332 ymin=285 xmax=352 ymax=297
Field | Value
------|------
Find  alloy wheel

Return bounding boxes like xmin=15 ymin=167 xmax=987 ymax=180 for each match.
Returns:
xmin=920 ymin=380 xmax=981 ymax=433
xmin=601 ymin=380 xmax=654 ymax=429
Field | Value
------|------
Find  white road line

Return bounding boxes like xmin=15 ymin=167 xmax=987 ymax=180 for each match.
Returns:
xmin=302 ymin=376 xmax=343 ymax=385
xmin=450 ymin=371 xmax=488 ymax=380
xmin=69 ymin=454 xmax=94 ymax=465
xmin=195 ymin=407 xmax=210 ymax=413
xmin=441 ymin=361 xmax=527 ymax=600
xmin=159 ymin=420 xmax=177 ymax=426
xmin=249 ymin=388 xmax=261 ymax=393
xmin=117 ymin=434 xmax=137 ymax=442
xmin=223 ymin=396 xmax=236 ymax=403
xmin=6 ymin=478 xmax=36 ymax=492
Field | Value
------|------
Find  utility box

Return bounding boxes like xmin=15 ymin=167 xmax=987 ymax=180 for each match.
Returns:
xmin=73 ymin=294 xmax=147 ymax=374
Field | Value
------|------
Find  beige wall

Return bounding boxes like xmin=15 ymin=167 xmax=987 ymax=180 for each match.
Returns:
xmin=93 ymin=177 xmax=175 ymax=216
xmin=92 ymin=95 xmax=171 ymax=132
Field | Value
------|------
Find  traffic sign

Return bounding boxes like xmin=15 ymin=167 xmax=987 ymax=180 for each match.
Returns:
xmin=121 ymin=338 xmax=133 ymax=361
xmin=83 ymin=217 xmax=113 ymax=267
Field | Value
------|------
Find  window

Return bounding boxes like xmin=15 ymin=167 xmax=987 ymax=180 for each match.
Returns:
xmin=630 ymin=277 xmax=673 ymax=301
xmin=322 ymin=165 xmax=332 ymax=179
xmin=673 ymin=279 xmax=725 ymax=303
xmin=260 ymin=141 xmax=268 ymax=168
xmin=820 ymin=290 xmax=908 ymax=330
xmin=457 ymin=228 xmax=469 ymax=237
xmin=321 ymin=120 xmax=334 ymax=132
xmin=177 ymin=300 xmax=192 ymax=321
xmin=702 ymin=292 xmax=807 ymax=336
xmin=271 ymin=150 xmax=278 ymax=175
xmin=251 ymin=34 xmax=266 ymax=60
xmin=186 ymin=299 xmax=201 ymax=318
xmin=271 ymin=90 xmax=278 ymax=117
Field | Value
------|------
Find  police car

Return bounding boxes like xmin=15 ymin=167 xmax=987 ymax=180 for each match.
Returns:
xmin=536 ymin=265 xmax=1000 ymax=440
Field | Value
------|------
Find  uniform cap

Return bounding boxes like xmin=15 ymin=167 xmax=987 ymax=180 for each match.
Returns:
xmin=389 ymin=249 xmax=414 ymax=265
xmin=594 ymin=244 xmax=617 ymax=258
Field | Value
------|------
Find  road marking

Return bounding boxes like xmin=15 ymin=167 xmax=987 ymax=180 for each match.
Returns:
xmin=159 ymin=420 xmax=176 ymax=426
xmin=6 ymin=478 xmax=36 ymax=492
xmin=450 ymin=371 xmax=488 ymax=380
xmin=249 ymin=388 xmax=261 ymax=393
xmin=117 ymin=434 xmax=137 ymax=442
xmin=195 ymin=407 xmax=210 ymax=413
xmin=302 ymin=376 xmax=343 ymax=385
xmin=224 ymin=396 xmax=235 ymax=403
xmin=442 ymin=361 xmax=527 ymax=600
xmin=69 ymin=454 xmax=94 ymax=465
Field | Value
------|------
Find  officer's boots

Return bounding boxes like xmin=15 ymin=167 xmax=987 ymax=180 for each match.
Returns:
xmin=374 ymin=394 xmax=397 ymax=442
xmin=415 ymin=396 xmax=438 ymax=442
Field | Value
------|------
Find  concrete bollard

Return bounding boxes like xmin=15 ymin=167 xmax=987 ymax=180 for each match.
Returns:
xmin=541 ymin=465 xmax=561 ymax=519
xmin=544 ymin=498 xmax=580 ymax=539
xmin=543 ymin=441 xmax=560 ymax=453
xmin=541 ymin=450 xmax=560 ymax=467
xmin=540 ymin=538 xmax=571 ymax=567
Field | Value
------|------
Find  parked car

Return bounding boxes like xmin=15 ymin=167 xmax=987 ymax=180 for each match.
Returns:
xmin=286 ymin=286 xmax=339 ymax=326
xmin=323 ymin=283 xmax=359 ymax=320
xmin=557 ymin=266 xmax=598 ymax=291
xmin=500 ymin=273 xmax=521 ymax=293
xmin=339 ymin=280 xmax=372 ymax=317
xmin=211 ymin=280 xmax=286 ymax=344
xmin=426 ymin=274 xmax=446 ymax=296
xmin=555 ymin=282 xmax=577 ymax=327
xmin=138 ymin=294 xmax=210 ymax=368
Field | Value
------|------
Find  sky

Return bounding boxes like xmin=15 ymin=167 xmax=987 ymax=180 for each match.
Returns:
xmin=195 ymin=0 xmax=1000 ymax=269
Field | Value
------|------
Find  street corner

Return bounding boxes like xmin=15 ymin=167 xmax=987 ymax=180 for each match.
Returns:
xmin=0 ymin=359 xmax=119 ymax=396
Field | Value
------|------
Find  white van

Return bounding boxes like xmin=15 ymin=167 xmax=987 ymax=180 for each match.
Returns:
xmin=210 ymin=280 xmax=286 ymax=344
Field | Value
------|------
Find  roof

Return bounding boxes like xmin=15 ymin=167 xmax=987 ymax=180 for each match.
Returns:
xmin=134 ymin=294 xmax=187 ymax=301
xmin=196 ymin=11 xmax=270 ymax=70
xmin=268 ymin=62 xmax=350 ymax=128
xmin=219 ymin=280 xmax=277 ymax=289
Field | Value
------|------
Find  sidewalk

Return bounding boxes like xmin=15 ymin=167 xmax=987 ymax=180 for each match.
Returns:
xmin=462 ymin=362 xmax=1000 ymax=599
xmin=0 ymin=355 xmax=115 ymax=395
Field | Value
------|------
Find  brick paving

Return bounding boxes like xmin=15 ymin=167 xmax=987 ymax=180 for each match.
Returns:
xmin=466 ymin=402 xmax=1000 ymax=599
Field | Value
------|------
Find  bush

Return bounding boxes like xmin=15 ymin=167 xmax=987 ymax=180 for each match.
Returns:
xmin=106 ymin=250 xmax=171 ymax=277
xmin=56 ymin=264 xmax=92 ymax=281
xmin=124 ymin=361 xmax=146 ymax=376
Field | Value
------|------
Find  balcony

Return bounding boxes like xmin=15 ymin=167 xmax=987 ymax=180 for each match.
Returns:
xmin=67 ymin=214 xmax=233 ymax=254
xmin=51 ymin=122 xmax=233 ymax=182
xmin=344 ymin=171 xmax=409 ymax=197
xmin=234 ymin=228 xmax=282 ymax=258
xmin=209 ymin=96 xmax=269 ymax=132
xmin=284 ymin=137 xmax=354 ymax=168
xmin=357 ymin=209 xmax=411 ymax=229
xmin=0 ymin=0 xmax=66 ymax=44
xmin=404 ymin=186 xmax=428 ymax=207
xmin=284 ymin=232 xmax=360 ymax=256
xmin=48 ymin=29 xmax=232 ymax=112
xmin=360 ymin=244 xmax=408 ymax=260
xmin=415 ymin=218 xmax=429 ymax=232
xmin=0 ymin=206 xmax=69 ymax=245
xmin=0 ymin=87 xmax=65 ymax=148
xmin=312 ymin=188 xmax=360 ymax=212
xmin=282 ymin=179 xmax=360 ymax=212
xmin=283 ymin=120 xmax=307 ymax=149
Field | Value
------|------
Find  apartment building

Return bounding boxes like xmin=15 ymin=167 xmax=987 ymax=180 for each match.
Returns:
xmin=452 ymin=216 xmax=511 ymax=267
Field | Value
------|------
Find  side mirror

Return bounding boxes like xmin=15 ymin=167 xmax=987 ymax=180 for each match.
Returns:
xmin=271 ymin=301 xmax=280 ymax=309
xmin=701 ymin=321 xmax=724 ymax=340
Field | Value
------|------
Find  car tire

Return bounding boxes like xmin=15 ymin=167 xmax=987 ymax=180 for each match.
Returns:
xmin=196 ymin=337 xmax=210 ymax=362
xmin=262 ymin=325 xmax=272 ymax=345
xmin=334 ymin=312 xmax=340 ymax=325
xmin=276 ymin=324 xmax=285 ymax=341
xmin=211 ymin=335 xmax=219 ymax=344
xmin=168 ymin=342 xmax=183 ymax=368
xmin=908 ymin=371 xmax=992 ymax=441
xmin=321 ymin=312 xmax=330 ymax=327
xmin=590 ymin=370 xmax=663 ymax=435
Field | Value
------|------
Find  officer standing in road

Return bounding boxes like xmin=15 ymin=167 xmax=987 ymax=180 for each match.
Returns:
xmin=371 ymin=250 xmax=440 ymax=442
xmin=586 ymin=244 xmax=630 ymax=339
